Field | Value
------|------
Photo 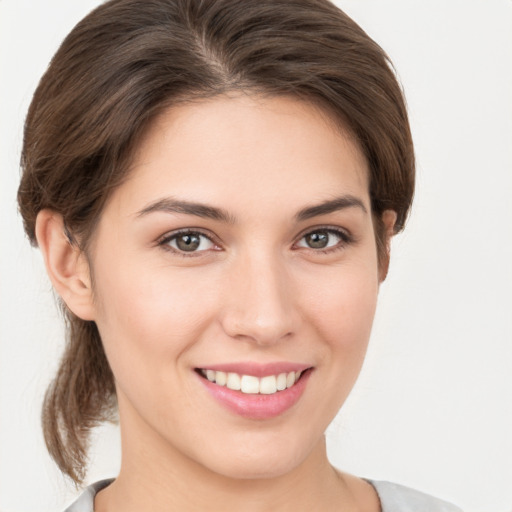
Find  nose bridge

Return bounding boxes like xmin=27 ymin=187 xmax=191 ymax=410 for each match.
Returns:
xmin=221 ymin=247 xmax=296 ymax=345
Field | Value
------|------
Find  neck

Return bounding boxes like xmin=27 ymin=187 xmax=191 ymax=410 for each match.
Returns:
xmin=94 ymin=396 xmax=375 ymax=512
xmin=101 ymin=445 xmax=346 ymax=512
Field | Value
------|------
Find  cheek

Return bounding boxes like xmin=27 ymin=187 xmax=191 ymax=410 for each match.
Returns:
xmin=90 ymin=255 xmax=222 ymax=383
xmin=300 ymin=258 xmax=380 ymax=348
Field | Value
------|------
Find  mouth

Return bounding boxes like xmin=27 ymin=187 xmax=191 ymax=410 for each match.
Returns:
xmin=195 ymin=365 xmax=313 ymax=419
xmin=196 ymin=368 xmax=307 ymax=395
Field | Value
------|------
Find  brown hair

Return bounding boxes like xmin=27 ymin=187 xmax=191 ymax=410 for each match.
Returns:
xmin=18 ymin=0 xmax=414 ymax=484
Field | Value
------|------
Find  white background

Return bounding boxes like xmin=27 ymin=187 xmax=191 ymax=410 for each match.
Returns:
xmin=1 ymin=1 xmax=511 ymax=511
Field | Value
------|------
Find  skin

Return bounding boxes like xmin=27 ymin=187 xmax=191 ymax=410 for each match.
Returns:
xmin=36 ymin=94 xmax=396 ymax=511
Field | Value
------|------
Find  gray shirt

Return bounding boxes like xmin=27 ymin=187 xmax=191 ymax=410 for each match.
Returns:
xmin=64 ymin=478 xmax=463 ymax=511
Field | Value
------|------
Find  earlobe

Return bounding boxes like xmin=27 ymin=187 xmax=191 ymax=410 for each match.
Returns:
xmin=378 ymin=210 xmax=397 ymax=282
xmin=35 ymin=210 xmax=95 ymax=320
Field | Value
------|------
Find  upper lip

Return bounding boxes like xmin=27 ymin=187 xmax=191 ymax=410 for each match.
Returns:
xmin=195 ymin=362 xmax=312 ymax=378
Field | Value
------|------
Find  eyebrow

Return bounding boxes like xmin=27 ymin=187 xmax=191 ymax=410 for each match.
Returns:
xmin=295 ymin=195 xmax=368 ymax=221
xmin=136 ymin=197 xmax=236 ymax=224
xmin=136 ymin=194 xmax=367 ymax=223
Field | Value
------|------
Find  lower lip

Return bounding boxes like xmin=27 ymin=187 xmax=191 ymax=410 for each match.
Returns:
xmin=198 ymin=370 xmax=312 ymax=420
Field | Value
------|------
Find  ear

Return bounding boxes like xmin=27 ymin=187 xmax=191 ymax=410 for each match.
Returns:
xmin=378 ymin=209 xmax=398 ymax=282
xmin=35 ymin=210 xmax=95 ymax=321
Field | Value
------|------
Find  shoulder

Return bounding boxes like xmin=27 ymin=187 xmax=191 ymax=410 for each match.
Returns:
xmin=64 ymin=478 xmax=463 ymax=512
xmin=368 ymin=479 xmax=463 ymax=512
xmin=63 ymin=479 xmax=113 ymax=512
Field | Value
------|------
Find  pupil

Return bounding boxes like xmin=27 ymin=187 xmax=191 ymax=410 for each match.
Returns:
xmin=306 ymin=231 xmax=328 ymax=248
xmin=177 ymin=234 xmax=200 ymax=251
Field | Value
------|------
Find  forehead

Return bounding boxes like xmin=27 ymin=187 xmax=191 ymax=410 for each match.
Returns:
xmin=111 ymin=94 xmax=370 ymax=217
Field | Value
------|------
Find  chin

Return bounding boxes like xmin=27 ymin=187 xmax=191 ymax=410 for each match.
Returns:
xmin=194 ymin=430 xmax=319 ymax=481
xmin=208 ymin=457 xmax=301 ymax=481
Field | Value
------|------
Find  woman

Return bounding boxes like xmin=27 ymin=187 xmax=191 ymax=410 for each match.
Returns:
xmin=17 ymin=0 xmax=462 ymax=510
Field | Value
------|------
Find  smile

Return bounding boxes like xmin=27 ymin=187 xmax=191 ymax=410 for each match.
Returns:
xmin=198 ymin=369 xmax=303 ymax=395
xmin=196 ymin=363 xmax=313 ymax=419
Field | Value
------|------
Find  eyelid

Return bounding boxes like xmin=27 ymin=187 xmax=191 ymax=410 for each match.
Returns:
xmin=293 ymin=225 xmax=354 ymax=251
xmin=157 ymin=228 xmax=222 ymax=255
xmin=155 ymin=224 xmax=353 ymax=257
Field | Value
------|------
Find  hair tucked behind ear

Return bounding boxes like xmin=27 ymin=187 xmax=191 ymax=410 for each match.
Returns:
xmin=42 ymin=314 xmax=116 ymax=484
xmin=18 ymin=0 xmax=414 ymax=484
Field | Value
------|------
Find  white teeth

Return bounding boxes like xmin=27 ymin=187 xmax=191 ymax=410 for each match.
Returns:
xmin=276 ymin=373 xmax=287 ymax=391
xmin=241 ymin=375 xmax=260 ymax=394
xmin=226 ymin=372 xmax=241 ymax=391
xmin=259 ymin=375 xmax=277 ymax=394
xmin=201 ymin=369 xmax=307 ymax=395
xmin=216 ymin=371 xmax=227 ymax=386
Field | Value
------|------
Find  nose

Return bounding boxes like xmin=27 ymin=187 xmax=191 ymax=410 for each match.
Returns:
xmin=220 ymin=251 xmax=299 ymax=346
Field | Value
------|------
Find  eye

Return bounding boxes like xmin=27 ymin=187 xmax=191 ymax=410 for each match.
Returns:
xmin=160 ymin=230 xmax=217 ymax=254
xmin=296 ymin=228 xmax=349 ymax=251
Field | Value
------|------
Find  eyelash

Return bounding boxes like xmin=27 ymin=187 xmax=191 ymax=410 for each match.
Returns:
xmin=157 ymin=229 xmax=220 ymax=258
xmin=157 ymin=226 xmax=353 ymax=257
xmin=294 ymin=226 xmax=353 ymax=254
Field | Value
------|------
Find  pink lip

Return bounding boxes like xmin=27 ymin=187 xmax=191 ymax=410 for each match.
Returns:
xmin=196 ymin=365 xmax=313 ymax=420
xmin=197 ymin=361 xmax=311 ymax=377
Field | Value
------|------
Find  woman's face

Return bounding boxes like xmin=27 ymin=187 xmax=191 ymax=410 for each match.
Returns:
xmin=88 ymin=95 xmax=383 ymax=479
